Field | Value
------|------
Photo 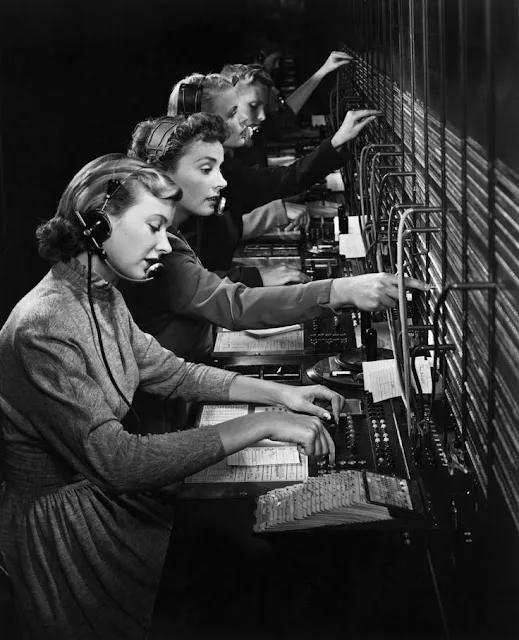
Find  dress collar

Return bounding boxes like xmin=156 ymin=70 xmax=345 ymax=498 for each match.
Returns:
xmin=53 ymin=258 xmax=114 ymax=300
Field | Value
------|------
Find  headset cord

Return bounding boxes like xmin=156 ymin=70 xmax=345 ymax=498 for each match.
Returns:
xmin=87 ymin=252 xmax=142 ymax=431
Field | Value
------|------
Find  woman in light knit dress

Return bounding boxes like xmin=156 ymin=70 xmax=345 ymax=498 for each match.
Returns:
xmin=0 ymin=154 xmax=341 ymax=639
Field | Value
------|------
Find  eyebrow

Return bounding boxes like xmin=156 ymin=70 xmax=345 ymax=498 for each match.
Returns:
xmin=195 ymin=156 xmax=219 ymax=164
xmin=148 ymin=213 xmax=171 ymax=224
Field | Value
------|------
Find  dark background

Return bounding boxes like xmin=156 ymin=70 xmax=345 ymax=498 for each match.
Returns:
xmin=3 ymin=0 xmax=517 ymax=324
xmin=0 ymin=0 xmax=339 ymax=324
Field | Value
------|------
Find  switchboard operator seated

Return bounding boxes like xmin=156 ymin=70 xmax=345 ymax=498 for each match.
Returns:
xmin=220 ymin=51 xmax=353 ymax=168
xmin=123 ymin=112 xmax=432 ymax=363
xmin=0 ymin=154 xmax=342 ymax=640
xmin=166 ymin=71 xmax=382 ymax=286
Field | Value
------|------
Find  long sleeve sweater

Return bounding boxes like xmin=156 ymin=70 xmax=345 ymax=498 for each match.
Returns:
xmin=179 ymin=136 xmax=351 ymax=276
xmin=0 ymin=258 xmax=241 ymax=639
xmin=0 ymin=258 xmax=237 ymax=492
xmin=120 ymin=231 xmax=338 ymax=362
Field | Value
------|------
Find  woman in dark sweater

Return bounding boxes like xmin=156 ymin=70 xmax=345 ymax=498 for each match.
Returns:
xmin=124 ymin=113 xmax=430 ymax=364
xmin=0 ymin=153 xmax=341 ymax=639
xmin=220 ymin=51 xmax=352 ymax=168
xmin=166 ymin=72 xmax=381 ymax=284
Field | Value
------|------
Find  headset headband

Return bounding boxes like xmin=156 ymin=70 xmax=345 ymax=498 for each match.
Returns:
xmin=145 ymin=117 xmax=179 ymax=157
xmin=178 ymin=79 xmax=204 ymax=115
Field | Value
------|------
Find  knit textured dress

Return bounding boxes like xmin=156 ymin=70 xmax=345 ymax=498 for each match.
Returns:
xmin=0 ymin=258 xmax=237 ymax=639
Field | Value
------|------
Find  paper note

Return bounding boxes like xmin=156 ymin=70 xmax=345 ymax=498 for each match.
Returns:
xmin=198 ymin=404 xmax=249 ymax=427
xmin=213 ymin=329 xmax=304 ymax=353
xmin=346 ymin=216 xmax=362 ymax=234
xmin=339 ymin=234 xmax=366 ymax=258
xmin=362 ymin=357 xmax=432 ymax=402
xmin=362 ymin=359 xmax=402 ymax=402
xmin=227 ymin=446 xmax=300 ymax=466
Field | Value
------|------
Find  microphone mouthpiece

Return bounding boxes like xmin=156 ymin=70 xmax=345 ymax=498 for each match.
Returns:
xmin=215 ymin=196 xmax=226 ymax=216
xmin=145 ymin=262 xmax=164 ymax=279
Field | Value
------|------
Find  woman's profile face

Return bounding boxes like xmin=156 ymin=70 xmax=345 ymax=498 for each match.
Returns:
xmin=171 ymin=139 xmax=227 ymax=218
xmin=236 ymin=81 xmax=268 ymax=127
xmin=211 ymin=88 xmax=249 ymax=148
xmin=104 ymin=187 xmax=174 ymax=280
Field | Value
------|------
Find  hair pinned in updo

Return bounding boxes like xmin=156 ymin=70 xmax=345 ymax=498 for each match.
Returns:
xmin=220 ymin=63 xmax=274 ymax=88
xmin=128 ymin=112 xmax=230 ymax=173
xmin=167 ymin=73 xmax=234 ymax=117
xmin=36 ymin=153 xmax=180 ymax=264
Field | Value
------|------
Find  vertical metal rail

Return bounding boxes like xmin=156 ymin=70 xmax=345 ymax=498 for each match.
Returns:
xmin=408 ymin=0 xmax=417 ymax=189
xmin=408 ymin=0 xmax=418 ymax=278
xmin=422 ymin=0 xmax=430 ymax=206
xmin=422 ymin=0 xmax=432 ymax=333
xmin=376 ymin=0 xmax=382 ymax=142
xmin=368 ymin=0 xmax=374 ymax=109
xmin=398 ymin=0 xmax=406 ymax=173
xmin=484 ymin=0 xmax=497 ymax=490
xmin=458 ymin=0 xmax=469 ymax=443
xmin=382 ymin=0 xmax=388 ymax=124
xmin=437 ymin=0 xmax=448 ymax=442
xmin=363 ymin=0 xmax=369 ymax=107
xmin=438 ymin=0 xmax=447 ymax=295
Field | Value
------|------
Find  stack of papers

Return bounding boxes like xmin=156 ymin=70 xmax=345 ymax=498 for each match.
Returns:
xmin=185 ymin=456 xmax=308 ymax=483
xmin=188 ymin=404 xmax=308 ymax=483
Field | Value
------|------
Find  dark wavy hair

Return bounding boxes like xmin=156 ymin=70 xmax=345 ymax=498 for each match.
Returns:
xmin=167 ymin=73 xmax=234 ymax=117
xmin=128 ymin=112 xmax=229 ymax=173
xmin=36 ymin=153 xmax=180 ymax=264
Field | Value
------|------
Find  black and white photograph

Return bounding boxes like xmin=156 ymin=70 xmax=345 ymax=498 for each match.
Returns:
xmin=0 ymin=1 xmax=518 ymax=638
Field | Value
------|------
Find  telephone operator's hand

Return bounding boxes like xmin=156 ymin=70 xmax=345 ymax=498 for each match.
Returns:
xmin=331 ymin=109 xmax=383 ymax=149
xmin=284 ymin=202 xmax=310 ymax=231
xmin=278 ymin=384 xmax=345 ymax=424
xmin=259 ymin=264 xmax=310 ymax=287
xmin=264 ymin=411 xmax=336 ymax=463
xmin=317 ymin=51 xmax=353 ymax=77
xmin=330 ymin=273 xmax=432 ymax=312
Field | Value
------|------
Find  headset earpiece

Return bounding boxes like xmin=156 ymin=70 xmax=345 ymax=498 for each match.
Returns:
xmin=75 ymin=176 xmax=126 ymax=257
xmin=145 ymin=117 xmax=179 ymax=158
xmin=178 ymin=80 xmax=204 ymax=115
xmin=75 ymin=209 xmax=112 ymax=258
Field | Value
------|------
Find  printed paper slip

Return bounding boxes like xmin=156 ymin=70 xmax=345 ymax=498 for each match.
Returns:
xmin=214 ymin=329 xmax=304 ymax=353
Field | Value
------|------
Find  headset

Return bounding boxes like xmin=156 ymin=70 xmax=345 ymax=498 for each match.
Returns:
xmin=145 ymin=117 xmax=179 ymax=160
xmin=145 ymin=116 xmax=227 ymax=216
xmin=177 ymin=79 xmax=204 ymax=115
xmin=75 ymin=175 xmax=164 ymax=282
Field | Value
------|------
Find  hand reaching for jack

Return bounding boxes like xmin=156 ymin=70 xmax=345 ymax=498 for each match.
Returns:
xmin=317 ymin=51 xmax=353 ymax=77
